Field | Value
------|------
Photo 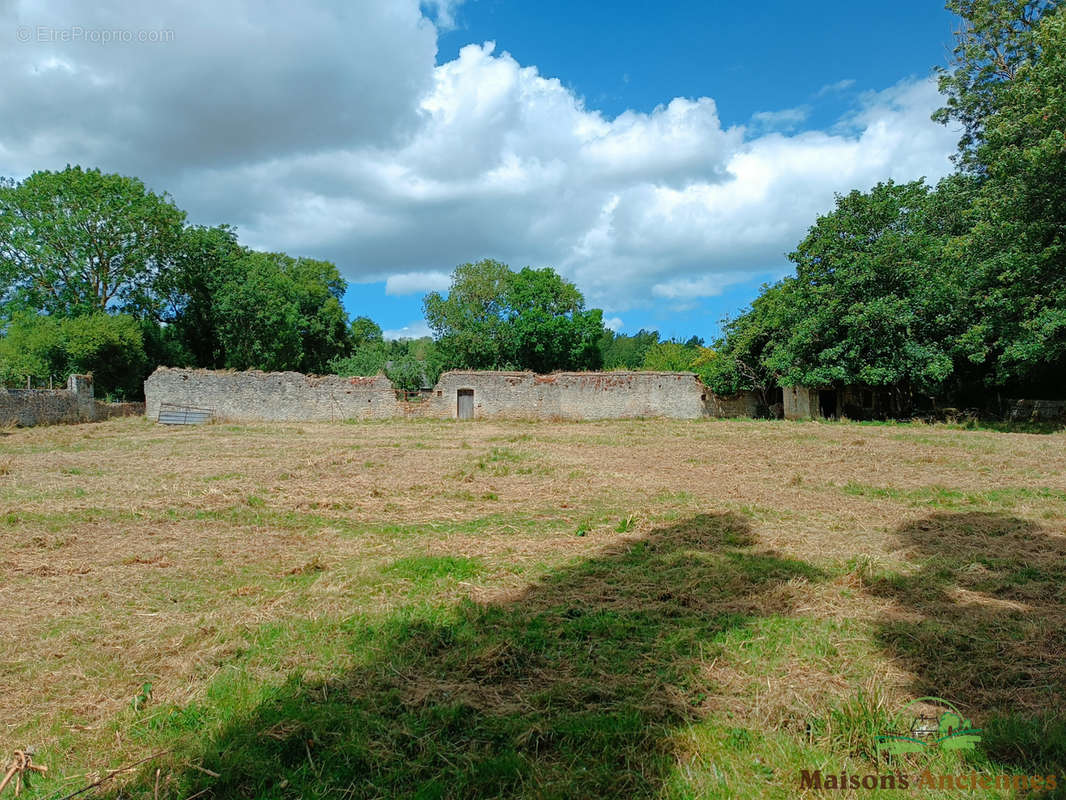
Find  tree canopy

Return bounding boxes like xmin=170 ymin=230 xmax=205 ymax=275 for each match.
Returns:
xmin=0 ymin=167 xmax=186 ymax=317
xmin=709 ymin=0 xmax=1065 ymax=404
xmin=0 ymin=312 xmax=146 ymax=398
xmin=424 ymin=260 xmax=605 ymax=372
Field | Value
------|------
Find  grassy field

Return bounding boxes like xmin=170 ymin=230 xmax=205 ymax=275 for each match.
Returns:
xmin=2 ymin=416 xmax=1065 ymax=799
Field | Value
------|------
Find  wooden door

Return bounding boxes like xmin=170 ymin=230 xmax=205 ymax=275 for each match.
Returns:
xmin=457 ymin=389 xmax=474 ymax=420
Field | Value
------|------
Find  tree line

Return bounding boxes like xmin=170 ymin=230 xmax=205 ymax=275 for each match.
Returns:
xmin=3 ymin=1 xmax=1060 ymax=405
xmin=704 ymin=0 xmax=1065 ymax=405
xmin=0 ymin=169 xmax=713 ymax=397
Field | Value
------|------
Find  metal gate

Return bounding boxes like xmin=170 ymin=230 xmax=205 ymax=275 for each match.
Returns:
xmin=157 ymin=402 xmax=214 ymax=425
xmin=457 ymin=389 xmax=474 ymax=420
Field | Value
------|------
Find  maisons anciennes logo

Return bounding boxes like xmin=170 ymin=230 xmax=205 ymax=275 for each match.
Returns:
xmin=876 ymin=697 xmax=981 ymax=755
xmin=797 ymin=697 xmax=1058 ymax=793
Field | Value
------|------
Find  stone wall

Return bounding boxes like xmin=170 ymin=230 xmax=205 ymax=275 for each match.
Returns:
xmin=0 ymin=374 xmax=95 ymax=427
xmin=783 ymin=386 xmax=819 ymax=420
xmin=706 ymin=391 xmax=761 ymax=418
xmin=143 ymin=368 xmax=1066 ymax=425
xmin=144 ymin=368 xmax=401 ymax=422
xmin=422 ymin=371 xmax=712 ymax=420
xmin=144 ymin=367 xmax=758 ymax=422
xmin=96 ymin=401 xmax=147 ymax=420
xmin=1006 ymin=398 xmax=1066 ymax=422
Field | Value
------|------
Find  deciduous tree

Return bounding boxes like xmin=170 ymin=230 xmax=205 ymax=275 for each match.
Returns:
xmin=0 ymin=167 xmax=185 ymax=316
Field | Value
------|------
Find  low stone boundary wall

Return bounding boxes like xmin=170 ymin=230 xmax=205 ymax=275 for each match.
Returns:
xmin=1006 ymin=398 xmax=1066 ymax=422
xmin=96 ymin=401 xmax=146 ymax=420
xmin=423 ymin=371 xmax=710 ymax=420
xmin=0 ymin=375 xmax=94 ymax=427
xmin=707 ymin=391 xmax=761 ymax=418
xmin=144 ymin=369 xmax=400 ymax=422
xmin=144 ymin=367 xmax=762 ymax=422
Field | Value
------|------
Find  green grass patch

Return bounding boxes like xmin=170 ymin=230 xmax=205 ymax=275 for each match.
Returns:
xmin=840 ymin=482 xmax=1066 ymax=509
xmin=385 ymin=555 xmax=484 ymax=586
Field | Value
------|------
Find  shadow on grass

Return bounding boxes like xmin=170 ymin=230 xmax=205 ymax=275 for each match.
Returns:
xmin=872 ymin=512 xmax=1066 ymax=786
xmin=963 ymin=420 xmax=1066 ymax=435
xmin=112 ymin=514 xmax=821 ymax=799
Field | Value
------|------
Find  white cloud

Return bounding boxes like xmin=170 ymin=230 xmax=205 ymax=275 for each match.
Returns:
xmin=750 ymin=106 xmax=810 ymax=131
xmin=0 ymin=1 xmax=437 ymax=176
xmin=0 ymin=2 xmax=960 ymax=317
xmin=603 ymin=316 xmax=623 ymax=332
xmin=652 ymin=275 xmax=732 ymax=299
xmin=420 ymin=0 xmax=462 ymax=30
xmin=382 ymin=320 xmax=433 ymax=340
xmin=385 ymin=271 xmax=452 ymax=295
xmin=817 ymin=78 xmax=857 ymax=96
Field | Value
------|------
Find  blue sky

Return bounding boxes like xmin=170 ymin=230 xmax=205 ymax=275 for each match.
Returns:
xmin=438 ymin=1 xmax=959 ymax=126
xmin=1 ymin=0 xmax=962 ymax=343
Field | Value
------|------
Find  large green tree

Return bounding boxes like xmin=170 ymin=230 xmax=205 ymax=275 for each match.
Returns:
xmin=963 ymin=10 xmax=1066 ymax=389
xmin=424 ymin=260 xmax=605 ymax=372
xmin=701 ymin=282 xmax=792 ymax=403
xmin=776 ymin=181 xmax=963 ymax=395
xmin=0 ymin=167 xmax=186 ymax=316
xmin=155 ymin=225 xmax=243 ymax=368
xmin=599 ymin=329 xmax=661 ymax=369
xmin=698 ymin=0 xmax=1065 ymax=405
xmin=934 ymin=0 xmax=1058 ymax=169
xmin=709 ymin=180 xmax=972 ymax=402
xmin=508 ymin=267 xmax=605 ymax=373
xmin=423 ymin=260 xmax=516 ymax=370
xmin=213 ymin=251 xmax=351 ymax=373
xmin=162 ymin=240 xmax=352 ymax=373
xmin=350 ymin=316 xmax=384 ymax=348
xmin=932 ymin=1 xmax=1066 ymax=393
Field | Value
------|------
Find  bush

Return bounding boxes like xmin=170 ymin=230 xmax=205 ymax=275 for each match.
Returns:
xmin=0 ymin=313 xmax=147 ymax=398
xmin=330 ymin=344 xmax=388 ymax=377
xmin=385 ymin=355 xmax=425 ymax=393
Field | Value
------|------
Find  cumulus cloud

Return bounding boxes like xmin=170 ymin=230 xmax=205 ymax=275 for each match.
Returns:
xmin=0 ymin=0 xmax=437 ymax=177
xmin=603 ymin=316 xmax=624 ymax=332
xmin=0 ymin=1 xmax=959 ymax=316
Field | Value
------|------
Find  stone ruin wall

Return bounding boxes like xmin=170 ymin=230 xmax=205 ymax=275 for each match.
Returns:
xmin=0 ymin=375 xmax=94 ymax=427
xmin=144 ymin=367 xmax=760 ymax=422
xmin=144 ymin=369 xmax=401 ymax=422
xmin=424 ymin=371 xmax=710 ymax=420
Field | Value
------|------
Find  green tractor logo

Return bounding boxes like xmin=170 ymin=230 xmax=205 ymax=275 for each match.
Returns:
xmin=878 ymin=697 xmax=981 ymax=756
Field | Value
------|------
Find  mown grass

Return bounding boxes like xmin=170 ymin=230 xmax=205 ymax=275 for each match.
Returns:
xmin=2 ymin=417 xmax=1065 ymax=798
xmin=841 ymin=482 xmax=1066 ymax=509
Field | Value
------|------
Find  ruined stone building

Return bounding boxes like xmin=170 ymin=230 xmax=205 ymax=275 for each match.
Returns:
xmin=144 ymin=367 xmax=761 ymax=422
